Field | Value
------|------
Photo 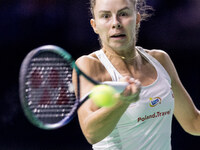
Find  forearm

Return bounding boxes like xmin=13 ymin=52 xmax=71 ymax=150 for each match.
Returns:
xmin=173 ymin=79 xmax=200 ymax=136
xmin=79 ymin=100 xmax=130 ymax=144
xmin=190 ymin=110 xmax=200 ymax=136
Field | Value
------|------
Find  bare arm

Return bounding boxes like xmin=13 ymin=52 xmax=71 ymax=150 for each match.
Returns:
xmin=78 ymin=96 xmax=130 ymax=144
xmin=150 ymin=50 xmax=200 ymax=135
xmin=72 ymin=56 xmax=140 ymax=144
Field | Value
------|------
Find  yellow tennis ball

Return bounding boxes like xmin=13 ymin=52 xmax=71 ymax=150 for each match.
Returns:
xmin=89 ymin=85 xmax=117 ymax=107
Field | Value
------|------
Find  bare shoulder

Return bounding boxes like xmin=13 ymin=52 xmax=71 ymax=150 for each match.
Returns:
xmin=144 ymin=48 xmax=178 ymax=82
xmin=75 ymin=51 xmax=106 ymax=81
xmin=144 ymin=49 xmax=170 ymax=66
xmin=76 ymin=52 xmax=99 ymax=70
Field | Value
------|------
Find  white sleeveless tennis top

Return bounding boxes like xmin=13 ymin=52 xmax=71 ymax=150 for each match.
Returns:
xmin=92 ymin=47 xmax=174 ymax=150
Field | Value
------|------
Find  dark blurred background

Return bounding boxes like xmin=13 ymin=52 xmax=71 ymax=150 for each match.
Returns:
xmin=0 ymin=0 xmax=199 ymax=149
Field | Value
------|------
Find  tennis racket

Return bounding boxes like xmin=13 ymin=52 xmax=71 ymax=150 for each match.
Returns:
xmin=19 ymin=45 xmax=128 ymax=130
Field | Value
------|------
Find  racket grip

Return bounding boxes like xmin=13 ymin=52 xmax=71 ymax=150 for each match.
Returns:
xmin=103 ymin=81 xmax=128 ymax=93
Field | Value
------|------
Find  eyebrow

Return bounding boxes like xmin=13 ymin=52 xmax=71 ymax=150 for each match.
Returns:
xmin=118 ymin=7 xmax=130 ymax=12
xmin=98 ymin=7 xmax=130 ymax=14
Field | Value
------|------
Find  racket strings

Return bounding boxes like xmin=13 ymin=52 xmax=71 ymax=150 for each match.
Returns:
xmin=25 ymin=53 xmax=77 ymax=124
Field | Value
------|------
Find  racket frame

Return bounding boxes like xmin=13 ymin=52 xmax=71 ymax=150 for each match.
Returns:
xmin=20 ymin=45 xmax=100 ymax=129
xmin=19 ymin=45 xmax=127 ymax=129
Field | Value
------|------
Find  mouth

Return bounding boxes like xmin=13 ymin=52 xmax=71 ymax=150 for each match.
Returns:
xmin=110 ymin=34 xmax=126 ymax=38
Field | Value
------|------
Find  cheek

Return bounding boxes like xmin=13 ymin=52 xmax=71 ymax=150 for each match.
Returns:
xmin=126 ymin=20 xmax=137 ymax=35
xmin=96 ymin=22 xmax=110 ymax=37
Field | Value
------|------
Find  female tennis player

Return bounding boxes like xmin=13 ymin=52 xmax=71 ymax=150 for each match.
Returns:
xmin=72 ymin=0 xmax=200 ymax=149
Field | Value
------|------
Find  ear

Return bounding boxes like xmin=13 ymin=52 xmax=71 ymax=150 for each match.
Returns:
xmin=136 ymin=13 xmax=141 ymax=25
xmin=90 ymin=19 xmax=99 ymax=34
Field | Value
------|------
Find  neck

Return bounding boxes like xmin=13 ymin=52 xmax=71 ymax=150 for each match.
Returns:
xmin=102 ymin=46 xmax=139 ymax=63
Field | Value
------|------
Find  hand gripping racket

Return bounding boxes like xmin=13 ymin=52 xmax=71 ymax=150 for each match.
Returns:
xmin=19 ymin=45 xmax=128 ymax=130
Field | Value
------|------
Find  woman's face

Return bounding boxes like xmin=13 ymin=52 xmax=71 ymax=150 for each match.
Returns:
xmin=91 ymin=0 xmax=140 ymax=52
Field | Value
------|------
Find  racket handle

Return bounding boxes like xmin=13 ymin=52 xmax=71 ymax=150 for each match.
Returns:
xmin=103 ymin=81 xmax=128 ymax=93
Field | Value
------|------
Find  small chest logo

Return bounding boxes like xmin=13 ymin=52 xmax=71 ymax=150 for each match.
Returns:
xmin=149 ymin=97 xmax=161 ymax=107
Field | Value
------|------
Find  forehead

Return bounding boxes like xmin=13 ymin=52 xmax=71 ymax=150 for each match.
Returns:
xmin=94 ymin=0 xmax=135 ymax=12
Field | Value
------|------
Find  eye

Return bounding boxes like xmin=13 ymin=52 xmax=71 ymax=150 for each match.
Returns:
xmin=119 ymin=12 xmax=128 ymax=17
xmin=102 ymin=14 xmax=110 ymax=19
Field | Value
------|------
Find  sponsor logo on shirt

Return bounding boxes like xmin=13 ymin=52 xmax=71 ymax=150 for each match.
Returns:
xmin=137 ymin=109 xmax=171 ymax=122
xmin=149 ymin=97 xmax=161 ymax=107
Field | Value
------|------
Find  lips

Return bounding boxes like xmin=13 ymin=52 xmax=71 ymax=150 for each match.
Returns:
xmin=110 ymin=33 xmax=126 ymax=38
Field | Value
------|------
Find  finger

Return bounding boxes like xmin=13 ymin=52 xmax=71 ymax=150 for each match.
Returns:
xmin=120 ymin=88 xmax=140 ymax=103
xmin=128 ymin=77 xmax=135 ymax=83
xmin=121 ymin=85 xmax=132 ymax=96
xmin=134 ymin=79 xmax=141 ymax=87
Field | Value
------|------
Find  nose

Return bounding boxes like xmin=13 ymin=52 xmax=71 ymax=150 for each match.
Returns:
xmin=112 ymin=16 xmax=122 ymax=29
